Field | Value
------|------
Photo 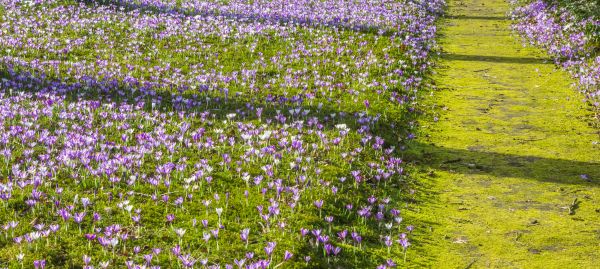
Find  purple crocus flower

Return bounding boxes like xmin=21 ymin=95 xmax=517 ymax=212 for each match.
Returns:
xmin=398 ymin=233 xmax=410 ymax=249
xmin=33 ymin=260 xmax=46 ymax=269
xmin=240 ymin=228 xmax=250 ymax=242
xmin=284 ymin=250 xmax=293 ymax=261
xmin=313 ymin=200 xmax=323 ymax=209
xmin=264 ymin=242 xmax=276 ymax=256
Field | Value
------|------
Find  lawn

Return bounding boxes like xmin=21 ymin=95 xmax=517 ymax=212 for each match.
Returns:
xmin=0 ymin=0 xmax=444 ymax=268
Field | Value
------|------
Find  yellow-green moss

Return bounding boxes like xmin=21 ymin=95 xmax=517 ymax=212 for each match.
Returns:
xmin=405 ymin=0 xmax=600 ymax=267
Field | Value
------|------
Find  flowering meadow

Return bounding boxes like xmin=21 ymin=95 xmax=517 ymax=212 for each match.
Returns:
xmin=511 ymin=0 xmax=600 ymax=111
xmin=0 ymin=0 xmax=445 ymax=268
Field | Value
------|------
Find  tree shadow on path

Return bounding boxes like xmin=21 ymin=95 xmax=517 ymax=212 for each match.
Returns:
xmin=443 ymin=53 xmax=551 ymax=64
xmin=405 ymin=141 xmax=600 ymax=186
xmin=447 ymin=15 xmax=508 ymax=21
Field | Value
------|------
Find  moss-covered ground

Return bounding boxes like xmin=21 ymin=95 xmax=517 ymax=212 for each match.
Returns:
xmin=406 ymin=0 xmax=600 ymax=267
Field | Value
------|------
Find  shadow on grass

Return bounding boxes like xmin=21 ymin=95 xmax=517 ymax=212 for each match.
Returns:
xmin=401 ymin=134 xmax=600 ymax=266
xmin=0 ymin=63 xmax=410 ymax=144
xmin=443 ymin=53 xmax=551 ymax=64
xmin=447 ymin=15 xmax=508 ymax=20
xmin=404 ymin=141 xmax=600 ymax=185
xmin=75 ymin=0 xmax=416 ymax=37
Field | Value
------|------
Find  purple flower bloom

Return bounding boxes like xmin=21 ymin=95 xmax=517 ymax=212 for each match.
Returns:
xmin=337 ymin=230 xmax=347 ymax=240
xmin=234 ymin=258 xmax=246 ymax=268
xmin=284 ymin=250 xmax=293 ymax=261
xmin=171 ymin=245 xmax=181 ymax=256
xmin=33 ymin=260 xmax=46 ymax=269
xmin=264 ymin=241 xmax=276 ymax=256
xmin=83 ymin=255 xmax=91 ymax=265
xmin=351 ymin=232 xmax=362 ymax=244
xmin=74 ymin=212 xmax=86 ymax=223
xmin=313 ymin=200 xmax=323 ymax=209
xmin=300 ymin=228 xmax=309 ymax=237
xmin=240 ymin=228 xmax=250 ymax=242
xmin=324 ymin=244 xmax=333 ymax=255
xmin=398 ymin=233 xmax=410 ymax=249
xmin=211 ymin=229 xmax=219 ymax=239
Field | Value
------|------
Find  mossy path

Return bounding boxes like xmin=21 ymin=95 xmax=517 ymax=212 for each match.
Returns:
xmin=407 ymin=0 xmax=600 ymax=267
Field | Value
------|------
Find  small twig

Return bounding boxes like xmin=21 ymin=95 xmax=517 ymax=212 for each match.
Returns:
xmin=465 ymin=259 xmax=478 ymax=269
xmin=569 ymin=198 xmax=580 ymax=215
